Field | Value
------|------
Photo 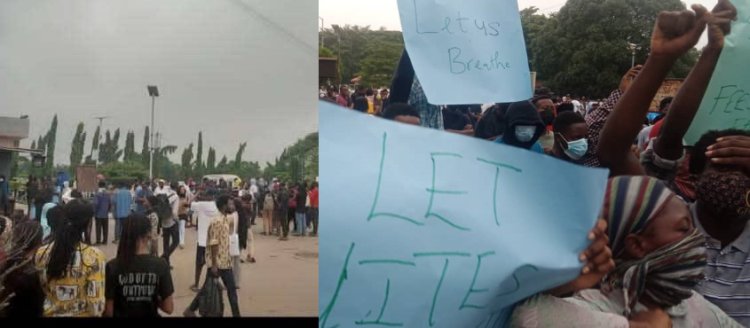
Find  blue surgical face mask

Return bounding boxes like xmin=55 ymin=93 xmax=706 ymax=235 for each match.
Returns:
xmin=559 ymin=133 xmax=588 ymax=160
xmin=515 ymin=125 xmax=537 ymax=143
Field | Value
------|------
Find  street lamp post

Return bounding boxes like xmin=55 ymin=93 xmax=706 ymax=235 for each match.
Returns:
xmin=319 ymin=17 xmax=325 ymax=48
xmin=627 ymin=42 xmax=639 ymax=68
xmin=147 ymin=85 xmax=159 ymax=182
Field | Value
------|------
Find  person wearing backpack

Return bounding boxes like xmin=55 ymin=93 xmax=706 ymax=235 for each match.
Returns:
xmin=157 ymin=183 xmax=180 ymax=268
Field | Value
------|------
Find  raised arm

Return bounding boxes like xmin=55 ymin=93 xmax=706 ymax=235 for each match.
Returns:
xmin=598 ymin=6 xmax=709 ymax=176
xmin=654 ymin=0 xmax=738 ymax=160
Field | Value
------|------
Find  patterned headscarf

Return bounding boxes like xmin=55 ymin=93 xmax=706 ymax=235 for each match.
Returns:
xmin=600 ymin=176 xmax=706 ymax=317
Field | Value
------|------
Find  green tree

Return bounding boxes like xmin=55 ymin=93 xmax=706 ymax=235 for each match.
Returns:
xmin=234 ymin=142 xmax=247 ymax=170
xmin=69 ymin=122 xmax=86 ymax=173
xmin=87 ymin=125 xmax=101 ymax=164
xmin=319 ymin=46 xmax=335 ymax=57
xmin=181 ymin=143 xmax=194 ymax=179
xmin=152 ymin=145 xmax=177 ymax=179
xmin=320 ymin=25 xmax=390 ymax=85
xmin=123 ymin=130 xmax=136 ymax=162
xmin=358 ymin=33 xmax=404 ymax=87
xmin=527 ymin=0 xmax=694 ymax=98
xmin=261 ymin=132 xmax=318 ymax=183
xmin=206 ymin=147 xmax=216 ymax=172
xmin=217 ymin=155 xmax=228 ymax=171
xmin=520 ymin=7 xmax=550 ymax=71
xmin=98 ymin=161 xmax=148 ymax=185
xmin=44 ymin=115 xmax=58 ymax=175
xmin=98 ymin=129 xmax=123 ymax=165
xmin=195 ymin=131 xmax=203 ymax=177
xmin=140 ymin=126 xmax=151 ymax=169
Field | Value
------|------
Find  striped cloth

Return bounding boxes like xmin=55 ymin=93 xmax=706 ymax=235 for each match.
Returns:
xmin=692 ymin=203 xmax=750 ymax=327
xmin=600 ymin=176 xmax=707 ymax=317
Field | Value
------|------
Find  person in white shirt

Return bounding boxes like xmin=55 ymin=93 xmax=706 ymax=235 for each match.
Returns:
xmin=154 ymin=179 xmax=169 ymax=195
xmin=188 ymin=191 xmax=219 ymax=292
xmin=60 ymin=181 xmax=73 ymax=204
xmin=249 ymin=179 xmax=259 ymax=226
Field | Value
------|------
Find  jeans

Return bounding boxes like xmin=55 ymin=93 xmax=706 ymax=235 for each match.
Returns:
xmin=95 ymin=217 xmax=108 ymax=243
xmin=162 ymin=224 xmax=179 ymax=265
xmin=295 ymin=212 xmax=306 ymax=235
xmin=115 ymin=217 xmax=126 ymax=241
xmin=188 ymin=268 xmax=241 ymax=317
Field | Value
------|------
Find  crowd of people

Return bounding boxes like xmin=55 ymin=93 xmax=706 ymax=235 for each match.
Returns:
xmin=0 ymin=175 xmax=319 ymax=317
xmin=325 ymin=1 xmax=748 ymax=327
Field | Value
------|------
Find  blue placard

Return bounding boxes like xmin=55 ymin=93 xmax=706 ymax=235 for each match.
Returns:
xmin=397 ymin=0 xmax=533 ymax=105
xmin=319 ymin=101 xmax=609 ymax=328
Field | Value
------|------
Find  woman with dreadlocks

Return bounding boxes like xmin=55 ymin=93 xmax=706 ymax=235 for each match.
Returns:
xmin=0 ymin=219 xmax=44 ymax=317
xmin=34 ymin=199 xmax=106 ymax=317
xmin=104 ymin=214 xmax=174 ymax=317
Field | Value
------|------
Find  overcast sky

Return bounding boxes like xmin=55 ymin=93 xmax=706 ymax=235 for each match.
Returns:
xmin=0 ymin=0 xmax=317 ymax=166
xmin=319 ymin=0 xmax=717 ymax=46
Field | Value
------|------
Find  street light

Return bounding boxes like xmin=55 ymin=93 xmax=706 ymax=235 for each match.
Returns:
xmin=147 ymin=85 xmax=159 ymax=182
xmin=319 ymin=17 xmax=325 ymax=48
xmin=627 ymin=42 xmax=640 ymax=68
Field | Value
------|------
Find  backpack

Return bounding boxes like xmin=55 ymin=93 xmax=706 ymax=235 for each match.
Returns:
xmin=155 ymin=194 xmax=173 ymax=223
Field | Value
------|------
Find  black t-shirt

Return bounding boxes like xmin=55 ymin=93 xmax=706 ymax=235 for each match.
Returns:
xmin=105 ymin=255 xmax=174 ymax=317
xmin=443 ymin=108 xmax=470 ymax=130
xmin=353 ymin=96 xmax=369 ymax=112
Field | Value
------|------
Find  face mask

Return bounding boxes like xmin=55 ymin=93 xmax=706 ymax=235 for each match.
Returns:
xmin=540 ymin=110 xmax=555 ymax=125
xmin=696 ymin=171 xmax=750 ymax=219
xmin=515 ymin=125 xmax=537 ymax=143
xmin=558 ymin=134 xmax=589 ymax=160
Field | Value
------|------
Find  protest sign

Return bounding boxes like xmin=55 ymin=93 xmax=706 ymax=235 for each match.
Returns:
xmin=319 ymin=101 xmax=609 ymax=327
xmin=686 ymin=0 xmax=750 ymax=144
xmin=397 ymin=0 xmax=532 ymax=105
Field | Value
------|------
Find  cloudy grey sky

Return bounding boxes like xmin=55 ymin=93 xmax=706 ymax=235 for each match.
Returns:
xmin=0 ymin=0 xmax=317 ymax=166
xmin=319 ymin=0 xmax=717 ymax=46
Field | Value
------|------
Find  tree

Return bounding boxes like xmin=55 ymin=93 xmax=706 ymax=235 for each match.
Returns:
xmin=195 ymin=131 xmax=204 ymax=177
xmin=358 ymin=32 xmax=404 ymax=87
xmin=123 ymin=131 xmax=136 ymax=162
xmin=98 ymin=129 xmax=123 ymax=165
xmin=98 ymin=161 xmax=148 ymax=185
xmin=319 ymin=46 xmax=335 ymax=57
xmin=320 ymin=25 xmax=396 ymax=85
xmin=181 ymin=143 xmax=194 ymax=179
xmin=261 ymin=132 xmax=318 ymax=183
xmin=526 ymin=0 xmax=694 ymax=98
xmin=141 ymin=126 xmax=150 ymax=168
xmin=88 ymin=125 xmax=101 ymax=162
xmin=206 ymin=147 xmax=216 ymax=172
xmin=44 ymin=115 xmax=58 ymax=175
xmin=234 ymin=142 xmax=247 ymax=170
xmin=69 ymin=122 xmax=87 ymax=172
xmin=217 ymin=156 xmax=228 ymax=171
xmin=520 ymin=7 xmax=550 ymax=72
